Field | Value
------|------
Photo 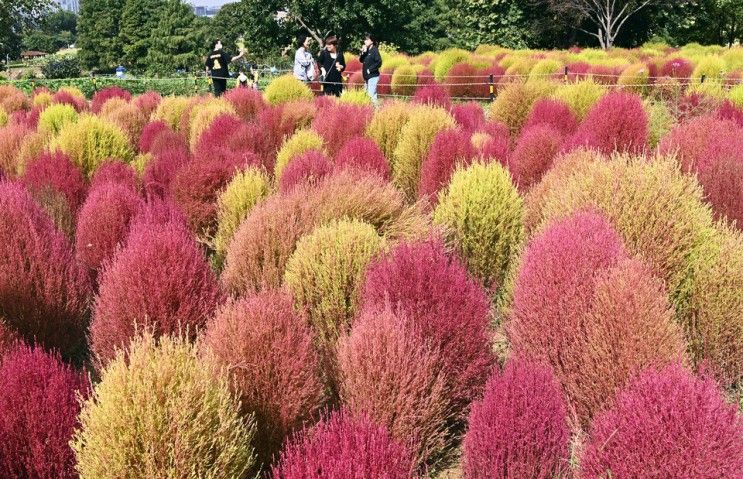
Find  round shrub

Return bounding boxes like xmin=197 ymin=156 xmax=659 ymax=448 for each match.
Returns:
xmin=391 ymin=64 xmax=418 ymax=96
xmin=451 ymin=102 xmax=486 ymax=131
xmin=660 ymin=57 xmax=694 ymax=79
xmin=434 ymin=48 xmax=470 ymax=81
xmin=90 ymin=159 xmax=139 ymax=192
xmin=391 ymin=105 xmax=456 ymax=198
xmin=214 ymin=167 xmax=270 ymax=267
xmin=462 ymin=359 xmax=570 ymax=479
xmin=696 ymin=127 xmax=743 ymax=225
xmin=646 ymin=99 xmax=674 ymax=148
xmin=365 ymin=101 xmax=411 ymax=159
xmin=222 ymin=170 xmax=426 ymax=295
xmin=102 ymin=102 xmax=148 ymax=147
xmin=284 ymin=219 xmax=386 ymax=372
xmin=72 ymin=334 xmax=256 ymax=478
xmin=0 ymin=182 xmax=91 ymax=360
xmin=411 ymin=83 xmax=452 ymax=110
xmin=446 ymin=62 xmax=481 ymax=98
xmin=278 ymin=150 xmax=333 ymax=194
xmin=433 ymin=161 xmax=524 ymax=291
xmin=523 ymin=98 xmax=579 ymax=135
xmin=529 ymin=58 xmax=563 ymax=80
xmin=265 ymin=74 xmax=314 ymax=105
xmin=338 ymin=88 xmax=372 ymax=105
xmin=142 ymin=143 xmax=191 ymax=199
xmin=0 ymin=345 xmax=90 ymax=479
xmin=617 ymin=62 xmax=652 ymax=95
xmin=418 ymin=128 xmax=477 ymax=204
xmin=203 ymin=290 xmax=325 ymax=466
xmin=335 ymin=136 xmax=390 ymax=179
xmin=509 ymin=211 xmax=687 ymax=426
xmin=38 ymin=103 xmax=78 ymax=135
xmin=224 ymin=86 xmax=265 ymax=121
xmin=490 ymin=81 xmax=554 ymax=135
xmin=51 ymin=89 xmax=87 ymax=112
xmin=311 ymin=103 xmax=372 ymax=157
xmin=91 ymin=86 xmax=132 ymax=114
xmin=275 ymin=130 xmax=326 ymax=179
xmin=192 ymin=113 xmax=248 ymax=159
xmin=338 ymin=307 xmax=450 ymax=468
xmin=551 ymin=79 xmax=606 ymax=120
xmin=138 ymin=120 xmax=170 ymax=153
xmin=360 ymin=238 xmax=493 ymax=415
xmin=132 ymin=91 xmax=161 ymax=118
xmin=657 ymin=115 xmax=733 ymax=173
xmin=567 ymin=91 xmax=649 ymax=155
xmin=90 ymin=221 xmax=223 ymax=366
xmin=692 ymin=55 xmax=726 ymax=83
xmin=272 ymin=410 xmax=413 ymax=479
xmin=0 ymin=124 xmax=30 ymax=176
xmin=510 ymin=125 xmax=564 ymax=191
xmin=21 ymin=150 xmax=87 ymax=213
xmin=188 ymin=98 xmax=236 ymax=149
xmin=50 ymin=115 xmax=134 ymax=177
xmin=75 ymin=182 xmax=142 ymax=276
xmin=580 ymin=365 xmax=743 ymax=479
xmin=152 ymin=96 xmax=190 ymax=131
xmin=476 ymin=121 xmax=512 ymax=164
xmin=0 ymin=107 xmax=7 ymax=128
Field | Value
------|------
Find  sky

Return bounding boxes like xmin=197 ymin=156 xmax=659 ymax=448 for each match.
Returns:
xmin=187 ymin=0 xmax=235 ymax=7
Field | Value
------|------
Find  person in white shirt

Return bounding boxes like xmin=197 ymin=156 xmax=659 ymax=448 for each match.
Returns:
xmin=293 ymin=35 xmax=315 ymax=82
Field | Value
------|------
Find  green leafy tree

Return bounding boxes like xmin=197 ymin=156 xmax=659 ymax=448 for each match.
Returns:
xmin=77 ymin=0 xmax=126 ymax=70
xmin=0 ymin=0 xmax=51 ymax=58
xmin=120 ymin=0 xmax=165 ymax=70
xmin=43 ymin=9 xmax=77 ymax=36
xmin=145 ymin=0 xmax=207 ymax=75
xmin=448 ymin=0 xmax=533 ymax=49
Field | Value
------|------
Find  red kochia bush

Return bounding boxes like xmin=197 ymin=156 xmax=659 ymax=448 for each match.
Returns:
xmin=509 ymin=125 xmax=564 ymax=191
xmin=224 ymin=87 xmax=266 ymax=121
xmin=523 ymin=99 xmax=579 ymax=136
xmin=278 ymin=150 xmax=334 ymax=194
xmin=203 ymin=290 xmax=325 ymax=466
xmin=658 ymin=115 xmax=734 ymax=173
xmin=51 ymin=90 xmax=86 ymax=112
xmin=717 ymin=100 xmax=743 ymax=127
xmin=21 ymin=151 xmax=87 ymax=212
xmin=660 ymin=57 xmax=694 ymax=80
xmin=311 ymin=104 xmax=373 ymax=156
xmin=566 ymin=91 xmax=648 ymax=155
xmin=412 ymin=84 xmax=452 ymax=109
xmin=0 ymin=345 xmax=90 ymax=479
xmin=138 ymin=120 xmax=171 ymax=153
xmin=338 ymin=307 xmax=450 ymax=468
xmin=90 ymin=159 xmax=140 ymax=193
xmin=418 ymin=129 xmax=477 ymax=204
xmin=148 ymin=128 xmax=189 ymax=158
xmin=193 ymin=113 xmax=253 ymax=159
xmin=142 ymin=141 xmax=191 ymax=199
xmin=75 ymin=183 xmax=142 ymax=275
xmin=580 ymin=365 xmax=743 ymax=479
xmin=127 ymin=198 xmax=188 ymax=238
xmin=361 ymin=238 xmax=494 ymax=414
xmin=90 ymin=222 xmax=223 ymax=366
xmin=133 ymin=91 xmax=161 ymax=118
xmin=272 ymin=410 xmax=413 ymax=479
xmin=334 ymin=136 xmax=390 ymax=180
xmin=0 ymin=182 xmax=91 ymax=360
xmin=451 ymin=102 xmax=486 ymax=131
xmin=462 ymin=359 xmax=570 ymax=479
xmin=446 ymin=62 xmax=480 ymax=98
xmin=91 ymin=86 xmax=132 ymax=114
xmin=696 ymin=127 xmax=743 ymax=225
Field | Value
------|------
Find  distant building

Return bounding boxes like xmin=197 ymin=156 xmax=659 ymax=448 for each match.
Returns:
xmin=21 ymin=51 xmax=49 ymax=60
xmin=55 ymin=0 xmax=79 ymax=14
xmin=192 ymin=5 xmax=221 ymax=17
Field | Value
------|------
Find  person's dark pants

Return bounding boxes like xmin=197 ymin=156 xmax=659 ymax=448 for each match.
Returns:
xmin=213 ymin=78 xmax=227 ymax=97
xmin=322 ymin=83 xmax=342 ymax=97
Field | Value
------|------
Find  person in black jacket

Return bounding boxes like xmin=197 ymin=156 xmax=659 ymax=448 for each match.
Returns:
xmin=205 ymin=40 xmax=244 ymax=97
xmin=318 ymin=35 xmax=346 ymax=96
xmin=359 ymin=33 xmax=382 ymax=106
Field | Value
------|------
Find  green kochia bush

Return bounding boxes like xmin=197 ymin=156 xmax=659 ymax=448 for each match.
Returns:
xmin=434 ymin=161 xmax=524 ymax=292
xmin=264 ymin=75 xmax=314 ymax=105
xmin=38 ymin=103 xmax=78 ymax=135
xmin=72 ymin=334 xmax=257 ymax=479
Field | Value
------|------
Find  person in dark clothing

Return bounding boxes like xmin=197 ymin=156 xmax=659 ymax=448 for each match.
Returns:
xmin=205 ymin=39 xmax=244 ymax=97
xmin=359 ymin=33 xmax=382 ymax=106
xmin=318 ymin=35 xmax=346 ymax=96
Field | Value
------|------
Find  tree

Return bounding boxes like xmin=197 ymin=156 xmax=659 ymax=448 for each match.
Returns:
xmin=0 ymin=0 xmax=51 ymax=58
xmin=542 ymin=0 xmax=659 ymax=48
xmin=43 ymin=9 xmax=77 ymax=36
xmin=120 ymin=0 xmax=165 ymax=70
xmin=77 ymin=0 xmax=126 ymax=71
xmin=144 ymin=0 xmax=207 ymax=74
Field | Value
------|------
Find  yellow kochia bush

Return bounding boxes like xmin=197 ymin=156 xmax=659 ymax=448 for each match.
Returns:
xmin=187 ymin=98 xmax=236 ymax=149
xmin=618 ymin=62 xmax=651 ymax=95
xmin=490 ymin=80 xmax=555 ymax=134
xmin=284 ymin=219 xmax=386 ymax=363
xmin=391 ymin=64 xmax=418 ymax=96
xmin=38 ymin=103 xmax=78 ymax=135
xmin=433 ymin=161 xmax=524 ymax=292
xmin=152 ymin=96 xmax=191 ymax=131
xmin=72 ymin=333 xmax=257 ymax=479
xmin=214 ymin=167 xmax=271 ymax=268
xmin=366 ymin=101 xmax=411 ymax=160
xmin=391 ymin=105 xmax=455 ymax=198
xmin=551 ymin=79 xmax=606 ymax=120
xmin=274 ymin=130 xmax=325 ymax=179
xmin=0 ymin=108 xmax=7 ymax=128
xmin=50 ymin=115 xmax=134 ymax=177
xmin=264 ymin=74 xmax=314 ymax=105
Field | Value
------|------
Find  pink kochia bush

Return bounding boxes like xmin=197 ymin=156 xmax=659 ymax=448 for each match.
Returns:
xmin=272 ymin=410 xmax=413 ymax=479
xmin=523 ymin=99 xmax=579 ymax=136
xmin=0 ymin=345 xmax=90 ymax=479
xmin=508 ymin=211 xmax=685 ymax=427
xmin=451 ymin=102 xmax=486 ymax=131
xmin=312 ymin=104 xmax=372 ymax=156
xmin=361 ymin=239 xmax=494 ymax=415
xmin=138 ymin=120 xmax=171 ymax=153
xmin=338 ymin=307 xmax=450 ymax=468
xmin=91 ymin=86 xmax=132 ymax=114
xmin=90 ymin=221 xmax=223 ymax=366
xmin=133 ymin=91 xmax=161 ymax=118
xmin=203 ymin=290 xmax=325 ymax=466
xmin=462 ymin=359 xmax=570 ymax=479
xmin=716 ymin=100 xmax=743 ymax=127
xmin=580 ymin=365 xmax=743 ymax=479
xmin=278 ymin=150 xmax=334 ymax=194
xmin=224 ymin=86 xmax=266 ymax=121
xmin=412 ymin=84 xmax=452 ymax=109
xmin=90 ymin=160 xmax=140 ymax=193
xmin=75 ymin=183 xmax=142 ymax=275
xmin=334 ymin=136 xmax=390 ymax=180
xmin=142 ymin=140 xmax=191 ymax=199
xmin=567 ymin=91 xmax=648 ymax=155
xmin=418 ymin=129 xmax=478 ymax=204
xmin=21 ymin=151 xmax=87 ymax=212
xmin=0 ymin=182 xmax=91 ymax=360
xmin=509 ymin=125 xmax=564 ymax=191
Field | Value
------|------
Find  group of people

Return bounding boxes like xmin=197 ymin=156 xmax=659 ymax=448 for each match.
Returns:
xmin=293 ymin=33 xmax=382 ymax=104
xmin=204 ymin=33 xmax=383 ymax=104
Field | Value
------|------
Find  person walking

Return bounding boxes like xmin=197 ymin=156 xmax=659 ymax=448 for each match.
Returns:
xmin=318 ymin=35 xmax=345 ymax=96
xmin=293 ymin=35 xmax=316 ymax=83
xmin=360 ymin=33 xmax=382 ymax=106
xmin=205 ymin=40 xmax=244 ymax=97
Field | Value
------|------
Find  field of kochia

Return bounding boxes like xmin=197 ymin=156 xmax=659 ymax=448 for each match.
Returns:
xmin=0 ymin=42 xmax=741 ymax=479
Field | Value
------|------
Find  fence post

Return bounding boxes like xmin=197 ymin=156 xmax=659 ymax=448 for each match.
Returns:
xmin=564 ymin=66 xmax=569 ymax=83
xmin=91 ymin=76 xmax=98 ymax=94
xmin=489 ymin=74 xmax=495 ymax=102
xmin=194 ymin=77 xmax=199 ymax=95
xmin=701 ymin=74 xmax=706 ymax=84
